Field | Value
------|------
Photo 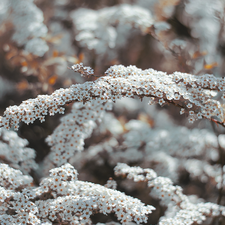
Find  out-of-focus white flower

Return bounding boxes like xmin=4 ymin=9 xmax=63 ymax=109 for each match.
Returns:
xmin=25 ymin=38 xmax=49 ymax=57
xmin=70 ymin=4 xmax=153 ymax=60
xmin=1 ymin=0 xmax=49 ymax=56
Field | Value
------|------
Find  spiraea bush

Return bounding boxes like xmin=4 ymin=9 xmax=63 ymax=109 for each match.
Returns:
xmin=0 ymin=0 xmax=225 ymax=224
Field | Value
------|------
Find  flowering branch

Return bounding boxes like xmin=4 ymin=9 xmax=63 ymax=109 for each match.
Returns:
xmin=41 ymin=100 xmax=112 ymax=175
xmin=0 ymin=163 xmax=155 ymax=225
xmin=1 ymin=64 xmax=225 ymax=130
xmin=114 ymin=163 xmax=225 ymax=224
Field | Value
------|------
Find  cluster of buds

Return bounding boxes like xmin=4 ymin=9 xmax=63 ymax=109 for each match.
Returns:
xmin=69 ymin=63 xmax=95 ymax=77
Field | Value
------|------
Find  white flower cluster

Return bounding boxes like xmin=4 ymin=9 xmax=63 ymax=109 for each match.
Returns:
xmin=70 ymin=4 xmax=153 ymax=58
xmin=160 ymin=202 xmax=225 ymax=225
xmin=0 ymin=163 xmax=33 ymax=190
xmin=0 ymin=188 xmax=40 ymax=224
xmin=0 ymin=128 xmax=38 ymax=174
xmin=70 ymin=63 xmax=94 ymax=77
xmin=1 ymin=0 xmax=49 ymax=56
xmin=1 ymin=64 xmax=225 ymax=131
xmin=0 ymin=92 xmax=66 ymax=130
xmin=0 ymin=145 xmax=224 ymax=224
xmin=104 ymin=178 xmax=117 ymax=190
xmin=0 ymin=163 xmax=154 ymax=224
xmin=0 ymin=164 xmax=39 ymax=224
xmin=115 ymin=163 xmax=225 ymax=224
xmin=105 ymin=65 xmax=225 ymax=125
xmin=42 ymin=100 xmax=112 ymax=173
xmin=37 ymin=178 xmax=154 ymax=224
